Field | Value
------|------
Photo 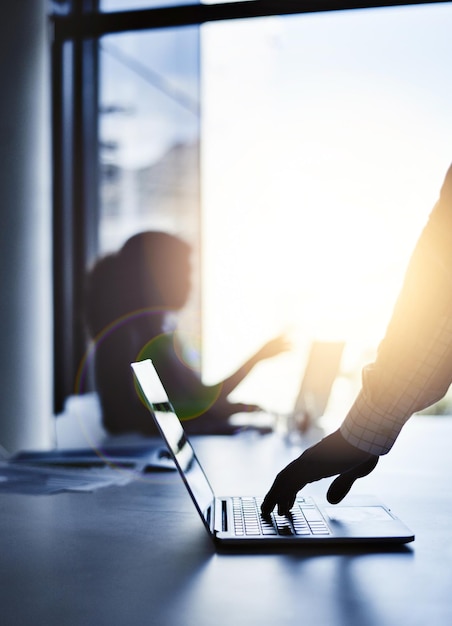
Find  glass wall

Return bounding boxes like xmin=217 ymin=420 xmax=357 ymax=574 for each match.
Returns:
xmin=54 ymin=1 xmax=452 ymax=419
xmin=200 ymin=4 xmax=452 ymax=419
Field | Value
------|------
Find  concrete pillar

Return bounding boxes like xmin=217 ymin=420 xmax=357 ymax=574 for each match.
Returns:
xmin=0 ymin=0 xmax=53 ymax=454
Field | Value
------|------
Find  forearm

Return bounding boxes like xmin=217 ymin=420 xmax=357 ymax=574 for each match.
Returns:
xmin=215 ymin=334 xmax=290 ymax=398
xmin=218 ymin=355 xmax=259 ymax=398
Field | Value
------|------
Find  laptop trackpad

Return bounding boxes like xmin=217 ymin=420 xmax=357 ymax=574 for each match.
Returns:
xmin=324 ymin=506 xmax=394 ymax=524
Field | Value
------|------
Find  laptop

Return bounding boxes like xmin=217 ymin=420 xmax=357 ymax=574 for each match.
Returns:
xmin=131 ymin=359 xmax=415 ymax=547
xmin=292 ymin=340 xmax=345 ymax=423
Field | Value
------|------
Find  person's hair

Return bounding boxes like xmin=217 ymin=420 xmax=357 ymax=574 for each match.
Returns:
xmin=85 ymin=231 xmax=191 ymax=337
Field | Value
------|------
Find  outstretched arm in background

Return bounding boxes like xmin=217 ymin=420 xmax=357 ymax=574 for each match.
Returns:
xmin=218 ymin=334 xmax=291 ymax=399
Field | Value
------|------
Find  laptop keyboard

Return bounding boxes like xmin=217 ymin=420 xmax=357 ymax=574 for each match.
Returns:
xmin=232 ymin=496 xmax=330 ymax=537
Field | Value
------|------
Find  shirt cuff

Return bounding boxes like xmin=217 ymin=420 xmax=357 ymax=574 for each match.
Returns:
xmin=339 ymin=390 xmax=406 ymax=456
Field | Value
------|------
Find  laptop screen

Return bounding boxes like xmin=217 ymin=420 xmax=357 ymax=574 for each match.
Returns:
xmin=131 ymin=360 xmax=215 ymax=529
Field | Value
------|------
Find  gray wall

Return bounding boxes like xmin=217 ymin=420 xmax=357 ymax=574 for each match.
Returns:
xmin=0 ymin=0 xmax=53 ymax=453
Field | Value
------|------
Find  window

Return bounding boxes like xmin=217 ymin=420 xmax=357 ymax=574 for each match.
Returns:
xmin=98 ymin=25 xmax=202 ymax=373
xmin=51 ymin=0 xmax=452 ymax=419
xmin=201 ymin=6 xmax=452 ymax=415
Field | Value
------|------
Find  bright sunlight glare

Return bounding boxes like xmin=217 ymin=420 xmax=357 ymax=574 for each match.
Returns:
xmin=200 ymin=6 xmax=452 ymax=417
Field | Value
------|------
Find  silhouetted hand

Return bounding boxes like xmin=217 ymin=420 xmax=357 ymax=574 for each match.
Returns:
xmin=261 ymin=429 xmax=379 ymax=516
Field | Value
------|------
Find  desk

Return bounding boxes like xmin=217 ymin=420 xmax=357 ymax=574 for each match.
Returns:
xmin=1 ymin=416 xmax=452 ymax=626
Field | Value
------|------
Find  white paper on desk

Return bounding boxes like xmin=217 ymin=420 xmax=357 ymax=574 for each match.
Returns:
xmin=0 ymin=462 xmax=133 ymax=495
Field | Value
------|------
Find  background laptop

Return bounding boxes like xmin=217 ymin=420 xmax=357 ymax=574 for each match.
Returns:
xmin=131 ymin=359 xmax=414 ymax=547
xmin=230 ymin=340 xmax=345 ymax=434
xmin=292 ymin=340 xmax=345 ymax=425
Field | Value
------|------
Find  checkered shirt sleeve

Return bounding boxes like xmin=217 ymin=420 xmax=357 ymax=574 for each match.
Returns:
xmin=341 ymin=314 xmax=452 ymax=455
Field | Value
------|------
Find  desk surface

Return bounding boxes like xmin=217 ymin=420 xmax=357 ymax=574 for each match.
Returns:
xmin=1 ymin=416 xmax=452 ymax=626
